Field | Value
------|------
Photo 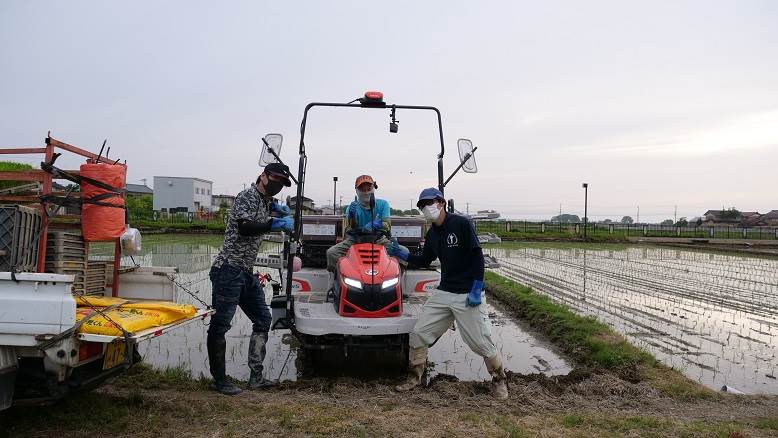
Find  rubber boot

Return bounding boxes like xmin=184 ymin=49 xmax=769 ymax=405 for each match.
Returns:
xmin=485 ymin=354 xmax=508 ymax=400
xmin=207 ymin=336 xmax=242 ymax=395
xmin=395 ymin=346 xmax=428 ymax=392
xmin=247 ymin=332 xmax=275 ymax=389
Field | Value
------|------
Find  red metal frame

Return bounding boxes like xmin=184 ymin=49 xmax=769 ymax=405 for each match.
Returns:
xmin=0 ymin=134 xmax=124 ymax=295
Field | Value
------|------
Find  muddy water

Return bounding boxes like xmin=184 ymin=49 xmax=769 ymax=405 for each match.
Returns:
xmin=486 ymin=243 xmax=778 ymax=394
xmin=110 ymin=235 xmax=570 ymax=383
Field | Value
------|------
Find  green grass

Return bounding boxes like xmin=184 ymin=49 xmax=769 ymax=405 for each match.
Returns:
xmin=0 ymin=161 xmax=33 ymax=190
xmin=556 ymin=414 xmax=761 ymax=437
xmin=485 ymin=271 xmax=654 ymax=369
xmin=756 ymin=418 xmax=778 ymax=430
xmin=110 ymin=362 xmax=211 ymax=391
xmin=479 ymin=227 xmax=630 ymax=243
xmin=132 ymin=219 xmax=226 ymax=232
xmin=0 ymin=390 xmax=152 ymax=436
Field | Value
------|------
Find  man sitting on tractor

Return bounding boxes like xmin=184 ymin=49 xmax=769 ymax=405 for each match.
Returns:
xmin=326 ymin=174 xmax=408 ymax=271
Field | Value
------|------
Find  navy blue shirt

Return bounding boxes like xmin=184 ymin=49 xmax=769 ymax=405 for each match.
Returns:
xmin=407 ymin=213 xmax=484 ymax=294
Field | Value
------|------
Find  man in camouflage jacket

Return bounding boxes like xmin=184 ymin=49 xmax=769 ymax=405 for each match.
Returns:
xmin=207 ymin=162 xmax=294 ymax=395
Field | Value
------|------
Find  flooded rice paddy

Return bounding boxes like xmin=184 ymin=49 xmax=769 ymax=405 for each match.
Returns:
xmin=487 ymin=243 xmax=778 ymax=394
xmin=105 ymin=235 xmax=570 ymax=383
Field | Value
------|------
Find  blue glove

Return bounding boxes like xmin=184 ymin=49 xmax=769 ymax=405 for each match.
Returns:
xmin=387 ymin=238 xmax=409 ymax=261
xmin=361 ymin=219 xmax=383 ymax=233
xmin=466 ymin=280 xmax=484 ymax=307
xmin=270 ymin=216 xmax=294 ymax=233
xmin=347 ymin=202 xmax=358 ymax=219
xmin=271 ymin=202 xmax=291 ymax=216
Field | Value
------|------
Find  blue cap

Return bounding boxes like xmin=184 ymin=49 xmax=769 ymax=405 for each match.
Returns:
xmin=416 ymin=187 xmax=444 ymax=208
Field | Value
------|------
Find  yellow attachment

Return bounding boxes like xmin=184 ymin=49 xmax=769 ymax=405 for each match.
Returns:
xmin=74 ymin=296 xmax=197 ymax=335
xmin=76 ymin=308 xmax=159 ymax=336
xmin=76 ymin=296 xmax=196 ymax=319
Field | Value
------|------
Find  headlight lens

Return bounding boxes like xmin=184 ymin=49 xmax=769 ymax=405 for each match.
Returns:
xmin=343 ymin=277 xmax=362 ymax=289
xmin=381 ymin=277 xmax=399 ymax=289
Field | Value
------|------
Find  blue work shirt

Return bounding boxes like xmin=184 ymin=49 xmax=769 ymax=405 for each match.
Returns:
xmin=345 ymin=199 xmax=390 ymax=230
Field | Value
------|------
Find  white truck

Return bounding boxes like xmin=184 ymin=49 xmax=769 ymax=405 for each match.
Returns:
xmin=0 ymin=135 xmax=212 ymax=410
xmin=0 ymin=269 xmax=211 ymax=411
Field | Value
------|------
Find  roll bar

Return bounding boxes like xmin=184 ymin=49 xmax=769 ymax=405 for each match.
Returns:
xmin=282 ymin=99 xmax=448 ymax=327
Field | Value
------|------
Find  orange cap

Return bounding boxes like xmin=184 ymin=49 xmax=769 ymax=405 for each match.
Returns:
xmin=354 ymin=174 xmax=377 ymax=189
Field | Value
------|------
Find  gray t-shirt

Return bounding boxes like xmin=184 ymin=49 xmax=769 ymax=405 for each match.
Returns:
xmin=213 ymin=184 xmax=270 ymax=272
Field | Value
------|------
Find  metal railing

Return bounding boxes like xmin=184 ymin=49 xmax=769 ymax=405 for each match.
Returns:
xmin=475 ymin=220 xmax=778 ymax=240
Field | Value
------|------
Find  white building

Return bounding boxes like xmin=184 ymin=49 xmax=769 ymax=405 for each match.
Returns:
xmin=153 ymin=176 xmax=213 ymax=213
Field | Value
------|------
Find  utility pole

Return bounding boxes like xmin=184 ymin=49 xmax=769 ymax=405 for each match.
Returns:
xmin=674 ymin=205 xmax=678 ymax=224
xmin=582 ymin=183 xmax=588 ymax=238
xmin=466 ymin=202 xmax=470 ymax=215
xmin=332 ymin=176 xmax=338 ymax=215
xmin=637 ymin=205 xmax=640 ymax=224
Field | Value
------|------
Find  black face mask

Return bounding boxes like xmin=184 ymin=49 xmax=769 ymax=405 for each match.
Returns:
xmin=263 ymin=179 xmax=284 ymax=197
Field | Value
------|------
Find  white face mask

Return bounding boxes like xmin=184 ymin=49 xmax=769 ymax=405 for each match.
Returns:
xmin=422 ymin=204 xmax=441 ymax=221
xmin=357 ymin=188 xmax=374 ymax=206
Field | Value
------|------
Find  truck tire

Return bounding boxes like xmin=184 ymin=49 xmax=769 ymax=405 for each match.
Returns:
xmin=0 ymin=346 xmax=17 ymax=411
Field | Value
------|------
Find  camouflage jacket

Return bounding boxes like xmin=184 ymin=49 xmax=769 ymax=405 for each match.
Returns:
xmin=213 ymin=184 xmax=270 ymax=272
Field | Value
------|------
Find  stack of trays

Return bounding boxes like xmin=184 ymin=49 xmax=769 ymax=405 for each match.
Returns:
xmin=85 ymin=261 xmax=107 ymax=295
xmin=45 ymin=231 xmax=88 ymax=294
xmin=0 ymin=205 xmax=42 ymax=272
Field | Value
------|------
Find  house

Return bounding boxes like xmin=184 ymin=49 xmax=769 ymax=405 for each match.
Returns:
xmin=153 ymin=176 xmax=213 ymax=213
xmin=762 ymin=210 xmax=778 ymax=226
xmin=288 ymin=195 xmax=322 ymax=215
xmin=743 ymin=210 xmax=778 ymax=227
xmin=320 ymin=205 xmax=342 ymax=215
xmin=212 ymin=194 xmax=236 ymax=209
xmin=126 ymin=183 xmax=153 ymax=197
xmin=701 ymin=210 xmax=759 ymax=226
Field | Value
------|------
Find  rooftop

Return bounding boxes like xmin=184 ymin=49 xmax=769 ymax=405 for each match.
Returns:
xmin=126 ymin=183 xmax=153 ymax=194
xmin=154 ymin=176 xmax=213 ymax=184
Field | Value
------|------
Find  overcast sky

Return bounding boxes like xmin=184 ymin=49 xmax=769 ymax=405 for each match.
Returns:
xmin=2 ymin=1 xmax=776 ymax=221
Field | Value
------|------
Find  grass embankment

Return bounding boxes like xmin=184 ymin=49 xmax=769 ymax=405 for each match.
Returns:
xmin=132 ymin=219 xmax=226 ymax=233
xmin=484 ymin=271 xmax=713 ymax=400
xmin=493 ymin=230 xmax=629 ymax=243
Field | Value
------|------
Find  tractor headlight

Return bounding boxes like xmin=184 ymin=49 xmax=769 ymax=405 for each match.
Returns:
xmin=381 ymin=277 xmax=399 ymax=289
xmin=343 ymin=277 xmax=362 ymax=290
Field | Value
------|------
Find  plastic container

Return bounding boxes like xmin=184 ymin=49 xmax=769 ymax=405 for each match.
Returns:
xmin=120 ymin=226 xmax=142 ymax=255
xmin=80 ymin=163 xmax=126 ymax=242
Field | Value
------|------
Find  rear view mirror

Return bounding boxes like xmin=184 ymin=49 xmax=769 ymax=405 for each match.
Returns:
xmin=457 ymin=138 xmax=477 ymax=173
xmin=259 ymin=133 xmax=283 ymax=166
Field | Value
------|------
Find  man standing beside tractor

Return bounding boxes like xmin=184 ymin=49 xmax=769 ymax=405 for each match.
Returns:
xmin=389 ymin=187 xmax=508 ymax=399
xmin=326 ymin=174 xmax=407 ymax=271
xmin=207 ymin=163 xmax=295 ymax=395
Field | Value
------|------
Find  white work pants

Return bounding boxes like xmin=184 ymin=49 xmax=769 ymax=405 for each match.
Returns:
xmin=409 ymin=288 xmax=498 ymax=359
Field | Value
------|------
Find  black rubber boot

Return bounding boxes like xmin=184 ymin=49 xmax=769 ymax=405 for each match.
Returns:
xmin=247 ymin=332 xmax=275 ymax=389
xmin=207 ymin=335 xmax=242 ymax=396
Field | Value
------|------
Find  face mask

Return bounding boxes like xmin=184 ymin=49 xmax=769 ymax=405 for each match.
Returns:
xmin=357 ymin=188 xmax=373 ymax=206
xmin=263 ymin=178 xmax=284 ymax=197
xmin=422 ymin=204 xmax=441 ymax=221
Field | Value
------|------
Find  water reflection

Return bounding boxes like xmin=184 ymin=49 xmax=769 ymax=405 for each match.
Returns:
xmin=128 ymin=235 xmax=571 ymax=382
xmin=488 ymin=244 xmax=778 ymax=394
